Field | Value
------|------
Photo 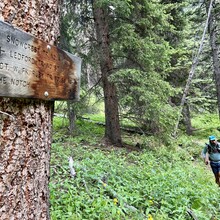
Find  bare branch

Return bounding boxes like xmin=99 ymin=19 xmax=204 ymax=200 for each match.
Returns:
xmin=173 ymin=0 xmax=214 ymax=137
xmin=68 ymin=157 xmax=76 ymax=178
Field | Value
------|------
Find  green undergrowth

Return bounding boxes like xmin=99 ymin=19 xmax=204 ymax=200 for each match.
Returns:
xmin=191 ymin=113 xmax=220 ymax=140
xmin=50 ymin=114 xmax=220 ymax=220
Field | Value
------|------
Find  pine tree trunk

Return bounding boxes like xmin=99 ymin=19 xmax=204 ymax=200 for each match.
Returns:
xmin=183 ymin=103 xmax=193 ymax=135
xmin=0 ymin=1 xmax=60 ymax=219
xmin=93 ymin=2 xmax=122 ymax=145
xmin=67 ymin=101 xmax=75 ymax=135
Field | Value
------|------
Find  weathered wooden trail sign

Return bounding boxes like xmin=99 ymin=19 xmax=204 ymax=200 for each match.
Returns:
xmin=0 ymin=20 xmax=81 ymax=101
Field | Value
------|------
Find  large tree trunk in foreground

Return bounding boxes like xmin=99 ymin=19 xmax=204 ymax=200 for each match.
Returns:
xmin=93 ymin=1 xmax=122 ymax=145
xmin=0 ymin=1 xmax=60 ymax=219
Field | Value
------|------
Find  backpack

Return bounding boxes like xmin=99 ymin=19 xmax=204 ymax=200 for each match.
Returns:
xmin=206 ymin=143 xmax=220 ymax=154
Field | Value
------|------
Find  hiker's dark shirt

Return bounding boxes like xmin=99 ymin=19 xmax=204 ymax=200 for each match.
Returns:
xmin=203 ymin=143 xmax=220 ymax=162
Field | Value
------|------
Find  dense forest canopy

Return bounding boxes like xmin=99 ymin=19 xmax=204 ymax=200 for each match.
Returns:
xmin=59 ymin=0 xmax=220 ymax=143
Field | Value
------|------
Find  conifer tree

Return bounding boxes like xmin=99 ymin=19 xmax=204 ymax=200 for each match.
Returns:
xmin=61 ymin=0 xmax=191 ymax=140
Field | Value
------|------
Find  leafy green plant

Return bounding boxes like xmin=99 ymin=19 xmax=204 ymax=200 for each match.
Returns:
xmin=50 ymin=129 xmax=220 ymax=219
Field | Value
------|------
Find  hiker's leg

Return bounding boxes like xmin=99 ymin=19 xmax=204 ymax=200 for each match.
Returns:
xmin=210 ymin=162 xmax=219 ymax=185
xmin=214 ymin=173 xmax=220 ymax=186
xmin=218 ymin=172 xmax=220 ymax=186
xmin=217 ymin=162 xmax=220 ymax=186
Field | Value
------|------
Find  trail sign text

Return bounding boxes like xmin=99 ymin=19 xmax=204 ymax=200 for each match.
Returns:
xmin=0 ymin=20 xmax=81 ymax=100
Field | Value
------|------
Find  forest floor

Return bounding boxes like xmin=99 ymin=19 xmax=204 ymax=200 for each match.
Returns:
xmin=49 ymin=114 xmax=220 ymax=220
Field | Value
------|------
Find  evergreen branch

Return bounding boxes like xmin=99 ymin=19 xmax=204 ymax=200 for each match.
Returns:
xmin=173 ymin=0 xmax=214 ymax=137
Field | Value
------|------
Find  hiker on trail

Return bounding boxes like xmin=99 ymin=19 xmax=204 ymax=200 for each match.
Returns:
xmin=202 ymin=135 xmax=220 ymax=186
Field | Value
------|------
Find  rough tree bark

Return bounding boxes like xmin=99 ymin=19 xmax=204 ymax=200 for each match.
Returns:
xmin=92 ymin=1 xmax=122 ymax=145
xmin=0 ymin=1 xmax=60 ymax=219
xmin=182 ymin=103 xmax=193 ymax=135
xmin=207 ymin=0 xmax=220 ymax=118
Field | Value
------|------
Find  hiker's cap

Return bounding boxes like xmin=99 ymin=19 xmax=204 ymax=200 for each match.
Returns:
xmin=209 ymin=135 xmax=216 ymax=141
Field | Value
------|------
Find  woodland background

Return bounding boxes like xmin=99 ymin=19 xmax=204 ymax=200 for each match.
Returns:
xmin=49 ymin=0 xmax=220 ymax=219
xmin=0 ymin=0 xmax=219 ymax=219
xmin=58 ymin=0 xmax=220 ymax=145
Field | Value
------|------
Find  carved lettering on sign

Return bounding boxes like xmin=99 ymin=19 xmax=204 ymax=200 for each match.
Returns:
xmin=0 ymin=20 xmax=81 ymax=100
